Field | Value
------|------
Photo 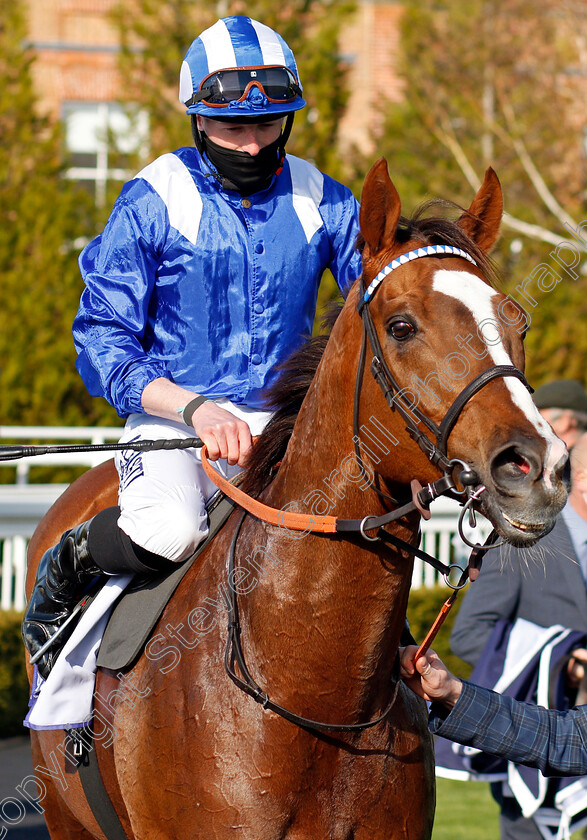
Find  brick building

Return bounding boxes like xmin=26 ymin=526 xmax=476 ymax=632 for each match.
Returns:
xmin=25 ymin=0 xmax=121 ymax=116
xmin=25 ymin=0 xmax=144 ymax=205
xmin=24 ymin=0 xmax=403 ymax=200
xmin=339 ymin=1 xmax=404 ymax=152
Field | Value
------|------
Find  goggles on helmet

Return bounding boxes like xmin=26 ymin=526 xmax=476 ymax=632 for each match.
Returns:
xmin=186 ymin=65 xmax=301 ymax=108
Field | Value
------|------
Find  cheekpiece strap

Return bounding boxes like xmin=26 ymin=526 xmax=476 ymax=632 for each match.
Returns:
xmin=362 ymin=245 xmax=477 ymax=304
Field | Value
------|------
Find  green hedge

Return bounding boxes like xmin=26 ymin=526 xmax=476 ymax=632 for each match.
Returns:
xmin=0 ymin=611 xmax=29 ymax=737
xmin=0 ymin=586 xmax=470 ymax=738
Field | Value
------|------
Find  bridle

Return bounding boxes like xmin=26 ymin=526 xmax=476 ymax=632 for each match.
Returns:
xmin=354 ymin=243 xmax=532 ymax=482
xmin=219 ymin=244 xmax=534 ymax=734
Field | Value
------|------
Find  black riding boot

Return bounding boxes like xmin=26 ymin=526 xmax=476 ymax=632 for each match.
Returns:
xmin=22 ymin=506 xmax=174 ymax=680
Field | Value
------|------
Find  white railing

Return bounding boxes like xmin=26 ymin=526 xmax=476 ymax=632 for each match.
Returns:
xmin=0 ymin=425 xmax=123 ymax=485
xmin=0 ymin=427 xmax=486 ymax=610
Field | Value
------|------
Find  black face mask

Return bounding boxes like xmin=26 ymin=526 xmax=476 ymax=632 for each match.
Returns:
xmin=200 ymin=133 xmax=284 ymax=196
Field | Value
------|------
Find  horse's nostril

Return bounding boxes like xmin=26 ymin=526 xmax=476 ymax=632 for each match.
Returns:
xmin=512 ymin=451 xmax=531 ymax=475
xmin=491 ymin=446 xmax=535 ymax=485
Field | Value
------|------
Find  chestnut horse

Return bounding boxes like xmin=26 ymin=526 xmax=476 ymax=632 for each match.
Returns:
xmin=25 ymin=160 xmax=568 ymax=840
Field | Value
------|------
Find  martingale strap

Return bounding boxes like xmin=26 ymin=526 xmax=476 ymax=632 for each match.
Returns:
xmin=224 ymin=511 xmax=403 ymax=733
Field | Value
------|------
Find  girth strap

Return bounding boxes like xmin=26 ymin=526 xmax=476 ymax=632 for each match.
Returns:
xmin=75 ymin=724 xmax=129 ymax=840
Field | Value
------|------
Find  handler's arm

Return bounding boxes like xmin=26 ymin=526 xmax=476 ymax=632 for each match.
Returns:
xmin=401 ymin=646 xmax=587 ymax=777
xmin=430 ymin=682 xmax=587 ymax=777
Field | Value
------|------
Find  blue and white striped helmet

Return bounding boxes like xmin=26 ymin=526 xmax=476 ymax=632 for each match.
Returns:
xmin=179 ymin=16 xmax=306 ymax=119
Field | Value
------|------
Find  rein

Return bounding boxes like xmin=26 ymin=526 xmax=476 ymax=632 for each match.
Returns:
xmin=200 ymin=446 xmax=479 ymax=583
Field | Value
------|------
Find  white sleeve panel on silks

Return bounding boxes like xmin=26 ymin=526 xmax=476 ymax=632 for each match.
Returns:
xmin=137 ymin=153 xmax=204 ymax=246
xmin=287 ymin=154 xmax=325 ymax=245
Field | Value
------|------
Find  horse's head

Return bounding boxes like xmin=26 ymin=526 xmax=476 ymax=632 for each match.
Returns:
xmin=353 ymin=158 xmax=569 ymax=546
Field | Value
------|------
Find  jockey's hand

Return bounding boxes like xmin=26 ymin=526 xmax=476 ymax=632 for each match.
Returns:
xmin=400 ymin=646 xmax=463 ymax=709
xmin=191 ymin=401 xmax=252 ymax=467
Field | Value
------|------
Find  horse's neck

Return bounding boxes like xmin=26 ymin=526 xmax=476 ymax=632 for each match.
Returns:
xmin=240 ymin=363 xmax=417 ymax=718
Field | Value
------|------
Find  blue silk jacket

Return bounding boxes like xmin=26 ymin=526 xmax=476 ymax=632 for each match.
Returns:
xmin=73 ymin=147 xmax=362 ymax=417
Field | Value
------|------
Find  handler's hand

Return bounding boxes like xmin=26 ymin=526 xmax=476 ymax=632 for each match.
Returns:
xmin=400 ymin=646 xmax=463 ymax=709
xmin=192 ymin=401 xmax=252 ymax=467
xmin=567 ymin=648 xmax=587 ymax=687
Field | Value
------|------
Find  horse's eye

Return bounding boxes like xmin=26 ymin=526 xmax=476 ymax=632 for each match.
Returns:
xmin=388 ymin=319 xmax=416 ymax=341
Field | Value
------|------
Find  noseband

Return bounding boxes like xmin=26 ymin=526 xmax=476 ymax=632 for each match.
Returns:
xmin=355 ymin=244 xmax=533 ymax=482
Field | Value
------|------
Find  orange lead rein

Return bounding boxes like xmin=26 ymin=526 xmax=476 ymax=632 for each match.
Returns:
xmin=199 ymin=444 xmax=338 ymax=534
xmin=412 ymin=590 xmax=459 ymax=664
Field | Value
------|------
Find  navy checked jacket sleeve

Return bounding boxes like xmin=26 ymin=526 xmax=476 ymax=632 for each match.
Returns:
xmin=429 ymin=681 xmax=587 ymax=777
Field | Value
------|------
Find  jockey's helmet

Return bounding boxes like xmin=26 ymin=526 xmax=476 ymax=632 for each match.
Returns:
xmin=179 ymin=17 xmax=306 ymax=120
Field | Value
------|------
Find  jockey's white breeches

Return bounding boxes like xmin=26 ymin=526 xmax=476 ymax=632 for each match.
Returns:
xmin=114 ymin=399 xmax=272 ymax=562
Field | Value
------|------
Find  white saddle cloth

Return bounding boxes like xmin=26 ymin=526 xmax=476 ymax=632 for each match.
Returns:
xmin=24 ymin=575 xmax=132 ymax=730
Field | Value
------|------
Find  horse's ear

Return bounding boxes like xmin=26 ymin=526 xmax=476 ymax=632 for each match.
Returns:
xmin=457 ymin=167 xmax=503 ymax=253
xmin=359 ymin=158 xmax=401 ymax=255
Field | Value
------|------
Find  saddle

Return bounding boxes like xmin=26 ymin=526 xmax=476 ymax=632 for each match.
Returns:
xmin=96 ymin=492 xmax=236 ymax=672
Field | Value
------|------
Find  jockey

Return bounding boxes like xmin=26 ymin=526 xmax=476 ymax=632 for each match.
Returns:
xmin=23 ymin=16 xmax=362 ymax=678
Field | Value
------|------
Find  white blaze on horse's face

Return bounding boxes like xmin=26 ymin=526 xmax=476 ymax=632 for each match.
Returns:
xmin=432 ymin=269 xmax=567 ymax=488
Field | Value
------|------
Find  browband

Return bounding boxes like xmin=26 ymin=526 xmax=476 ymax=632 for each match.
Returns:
xmin=362 ymin=244 xmax=477 ymax=304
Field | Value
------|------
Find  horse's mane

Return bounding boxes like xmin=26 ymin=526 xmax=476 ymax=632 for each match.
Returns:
xmin=241 ymin=202 xmax=500 ymax=495
xmin=241 ymin=303 xmax=341 ymax=495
